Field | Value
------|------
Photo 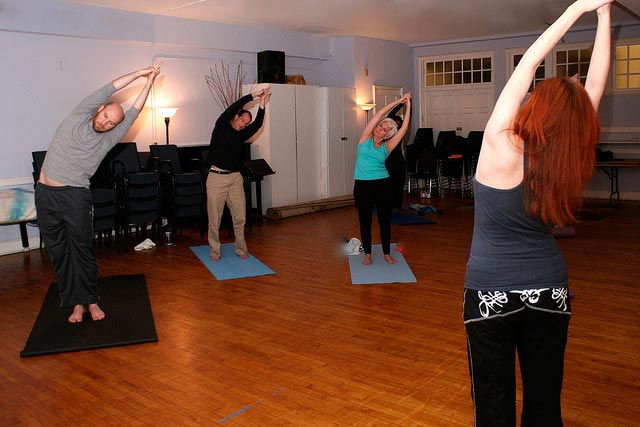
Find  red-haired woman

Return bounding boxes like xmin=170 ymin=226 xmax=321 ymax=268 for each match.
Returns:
xmin=463 ymin=1 xmax=612 ymax=426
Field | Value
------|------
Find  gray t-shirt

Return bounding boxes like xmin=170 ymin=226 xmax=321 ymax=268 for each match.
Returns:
xmin=41 ymin=82 xmax=140 ymax=188
xmin=464 ymin=177 xmax=567 ymax=291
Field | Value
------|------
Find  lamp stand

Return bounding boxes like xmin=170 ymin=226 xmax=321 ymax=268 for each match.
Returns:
xmin=164 ymin=117 xmax=170 ymax=145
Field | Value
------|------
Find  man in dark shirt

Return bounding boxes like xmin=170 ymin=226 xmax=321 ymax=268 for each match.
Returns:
xmin=205 ymin=88 xmax=270 ymax=261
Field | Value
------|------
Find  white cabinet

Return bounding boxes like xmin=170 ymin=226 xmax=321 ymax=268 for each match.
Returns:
xmin=320 ymin=87 xmax=358 ymax=198
xmin=244 ymin=83 xmax=320 ymax=210
xmin=243 ymin=83 xmax=357 ymax=211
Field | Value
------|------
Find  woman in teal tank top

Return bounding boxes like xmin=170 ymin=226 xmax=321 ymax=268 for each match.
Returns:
xmin=353 ymin=93 xmax=412 ymax=265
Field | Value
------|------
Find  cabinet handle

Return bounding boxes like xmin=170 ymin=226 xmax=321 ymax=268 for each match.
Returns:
xmin=340 ymin=137 xmax=348 ymax=141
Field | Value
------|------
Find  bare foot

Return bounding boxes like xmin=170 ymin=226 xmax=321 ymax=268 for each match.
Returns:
xmin=210 ymin=254 xmax=220 ymax=261
xmin=384 ymin=254 xmax=397 ymax=264
xmin=68 ymin=305 xmax=86 ymax=323
xmin=88 ymin=303 xmax=105 ymax=321
xmin=238 ymin=253 xmax=249 ymax=259
xmin=363 ymin=254 xmax=372 ymax=265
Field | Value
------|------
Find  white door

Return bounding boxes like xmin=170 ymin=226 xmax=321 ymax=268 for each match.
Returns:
xmin=373 ymin=85 xmax=403 ymax=116
xmin=324 ymin=87 xmax=357 ymax=198
xmin=342 ymin=88 xmax=357 ymax=195
xmin=421 ymin=86 xmax=494 ymax=137
xmin=295 ymin=85 xmax=321 ymax=203
xmin=246 ymin=83 xmax=298 ymax=209
xmin=325 ymin=87 xmax=345 ymax=197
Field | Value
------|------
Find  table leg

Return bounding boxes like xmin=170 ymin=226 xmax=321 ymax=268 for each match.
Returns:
xmin=19 ymin=222 xmax=29 ymax=249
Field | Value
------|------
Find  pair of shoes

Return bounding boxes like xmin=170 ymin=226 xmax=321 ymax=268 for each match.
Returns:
xmin=134 ymin=238 xmax=156 ymax=251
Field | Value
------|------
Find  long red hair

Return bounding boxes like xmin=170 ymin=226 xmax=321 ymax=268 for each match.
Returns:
xmin=513 ymin=77 xmax=600 ymax=226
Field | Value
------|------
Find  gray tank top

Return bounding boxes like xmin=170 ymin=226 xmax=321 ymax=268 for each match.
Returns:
xmin=464 ymin=177 xmax=567 ymax=291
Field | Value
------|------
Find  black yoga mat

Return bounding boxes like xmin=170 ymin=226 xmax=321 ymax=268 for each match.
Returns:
xmin=20 ymin=274 xmax=158 ymax=357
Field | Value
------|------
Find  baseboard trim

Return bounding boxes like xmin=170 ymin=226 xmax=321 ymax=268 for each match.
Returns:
xmin=0 ymin=238 xmax=40 ymax=256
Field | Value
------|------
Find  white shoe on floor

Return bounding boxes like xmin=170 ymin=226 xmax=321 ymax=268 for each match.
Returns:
xmin=134 ymin=238 xmax=156 ymax=251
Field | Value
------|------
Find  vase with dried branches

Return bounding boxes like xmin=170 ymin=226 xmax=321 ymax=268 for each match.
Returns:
xmin=205 ymin=60 xmax=255 ymax=110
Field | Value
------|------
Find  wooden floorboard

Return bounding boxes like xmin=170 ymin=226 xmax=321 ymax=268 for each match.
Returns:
xmin=0 ymin=196 xmax=638 ymax=426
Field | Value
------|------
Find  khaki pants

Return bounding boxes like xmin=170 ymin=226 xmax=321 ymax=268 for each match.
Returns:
xmin=206 ymin=172 xmax=247 ymax=258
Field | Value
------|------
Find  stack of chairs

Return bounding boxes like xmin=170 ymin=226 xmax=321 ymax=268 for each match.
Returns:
xmin=465 ymin=131 xmax=484 ymax=197
xmin=91 ymin=187 xmax=120 ymax=252
xmin=108 ymin=142 xmax=160 ymax=249
xmin=149 ymin=144 xmax=205 ymax=241
xmin=404 ymin=128 xmax=434 ymax=194
xmin=435 ymin=130 xmax=466 ymax=198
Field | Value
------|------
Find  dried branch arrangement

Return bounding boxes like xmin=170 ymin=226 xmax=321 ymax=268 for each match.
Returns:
xmin=205 ymin=60 xmax=255 ymax=110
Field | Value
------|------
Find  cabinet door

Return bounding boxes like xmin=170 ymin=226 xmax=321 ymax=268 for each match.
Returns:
xmin=267 ymin=85 xmax=298 ymax=207
xmin=342 ymin=88 xmax=357 ymax=195
xmin=294 ymin=85 xmax=321 ymax=203
xmin=246 ymin=83 xmax=298 ymax=209
xmin=325 ymin=87 xmax=357 ymax=197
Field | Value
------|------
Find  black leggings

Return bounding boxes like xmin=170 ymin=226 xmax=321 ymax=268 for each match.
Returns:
xmin=353 ymin=178 xmax=393 ymax=254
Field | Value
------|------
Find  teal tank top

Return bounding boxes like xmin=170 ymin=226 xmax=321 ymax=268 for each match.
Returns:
xmin=354 ymin=138 xmax=390 ymax=180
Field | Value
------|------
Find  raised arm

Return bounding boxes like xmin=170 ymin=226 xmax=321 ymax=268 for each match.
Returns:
xmin=131 ymin=63 xmax=162 ymax=111
xmin=585 ymin=3 xmax=611 ymax=110
xmin=385 ymin=95 xmax=412 ymax=153
xmin=256 ymin=88 xmax=271 ymax=109
xmin=359 ymin=94 xmax=411 ymax=144
xmin=484 ymin=0 xmax=613 ymax=141
xmin=112 ymin=63 xmax=161 ymax=91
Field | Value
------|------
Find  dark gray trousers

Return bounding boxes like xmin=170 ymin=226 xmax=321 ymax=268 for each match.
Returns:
xmin=35 ymin=183 xmax=98 ymax=307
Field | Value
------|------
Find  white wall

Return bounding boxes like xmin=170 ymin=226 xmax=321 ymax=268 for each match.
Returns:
xmin=352 ymin=36 xmax=413 ymax=139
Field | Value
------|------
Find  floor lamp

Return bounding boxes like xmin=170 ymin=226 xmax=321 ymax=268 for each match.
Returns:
xmin=157 ymin=107 xmax=179 ymax=145
xmin=359 ymin=103 xmax=376 ymax=125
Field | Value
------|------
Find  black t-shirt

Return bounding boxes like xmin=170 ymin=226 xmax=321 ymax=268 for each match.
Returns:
xmin=205 ymin=94 xmax=265 ymax=172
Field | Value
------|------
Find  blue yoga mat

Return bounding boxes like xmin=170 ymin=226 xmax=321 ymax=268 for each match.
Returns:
xmin=348 ymin=243 xmax=417 ymax=284
xmin=190 ymin=244 xmax=275 ymax=280
xmin=391 ymin=211 xmax=436 ymax=225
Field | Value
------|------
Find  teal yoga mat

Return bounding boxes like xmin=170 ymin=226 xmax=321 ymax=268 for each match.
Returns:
xmin=190 ymin=244 xmax=275 ymax=280
xmin=348 ymin=243 xmax=417 ymax=284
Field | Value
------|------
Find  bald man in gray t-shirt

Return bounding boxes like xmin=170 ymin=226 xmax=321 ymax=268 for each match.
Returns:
xmin=36 ymin=63 xmax=162 ymax=323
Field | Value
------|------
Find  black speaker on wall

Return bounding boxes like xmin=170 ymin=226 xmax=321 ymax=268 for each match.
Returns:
xmin=257 ymin=50 xmax=285 ymax=84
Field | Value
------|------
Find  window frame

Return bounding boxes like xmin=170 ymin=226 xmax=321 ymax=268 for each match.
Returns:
xmin=420 ymin=51 xmax=494 ymax=89
xmin=612 ymin=38 xmax=640 ymax=94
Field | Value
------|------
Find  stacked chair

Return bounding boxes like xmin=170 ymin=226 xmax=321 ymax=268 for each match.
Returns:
xmin=90 ymin=187 xmax=120 ymax=252
xmin=108 ymin=142 xmax=161 ymax=249
xmin=408 ymin=148 xmax=439 ymax=198
xmin=465 ymin=130 xmax=484 ymax=197
xmin=149 ymin=144 xmax=205 ymax=241
xmin=404 ymin=128 xmax=435 ymax=194
xmin=435 ymin=130 xmax=466 ymax=197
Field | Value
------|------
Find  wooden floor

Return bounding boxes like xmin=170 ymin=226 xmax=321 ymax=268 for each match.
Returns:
xmin=0 ymin=196 xmax=638 ymax=426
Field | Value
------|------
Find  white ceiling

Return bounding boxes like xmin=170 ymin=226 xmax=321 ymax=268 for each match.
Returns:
xmin=64 ymin=0 xmax=640 ymax=45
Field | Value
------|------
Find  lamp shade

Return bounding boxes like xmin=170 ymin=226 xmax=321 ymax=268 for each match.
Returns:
xmin=358 ymin=103 xmax=376 ymax=111
xmin=157 ymin=107 xmax=179 ymax=118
